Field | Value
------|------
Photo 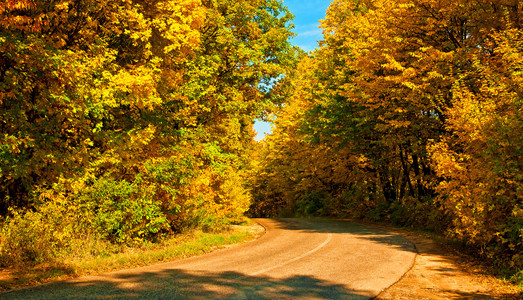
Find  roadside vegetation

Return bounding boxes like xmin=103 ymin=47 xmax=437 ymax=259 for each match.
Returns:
xmin=0 ymin=0 xmax=294 ymax=285
xmin=249 ymin=0 xmax=523 ymax=287
xmin=0 ymin=223 xmax=262 ymax=290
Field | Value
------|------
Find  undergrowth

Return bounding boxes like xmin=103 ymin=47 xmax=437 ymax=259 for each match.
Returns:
xmin=0 ymin=221 xmax=260 ymax=291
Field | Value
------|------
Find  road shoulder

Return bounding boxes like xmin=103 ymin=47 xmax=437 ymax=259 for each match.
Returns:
xmin=0 ymin=222 xmax=266 ymax=292
xmin=369 ymin=225 xmax=522 ymax=299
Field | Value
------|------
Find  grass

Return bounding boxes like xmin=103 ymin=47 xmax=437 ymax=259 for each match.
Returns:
xmin=0 ymin=221 xmax=264 ymax=291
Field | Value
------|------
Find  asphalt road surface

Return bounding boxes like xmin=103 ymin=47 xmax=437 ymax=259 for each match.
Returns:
xmin=2 ymin=218 xmax=416 ymax=299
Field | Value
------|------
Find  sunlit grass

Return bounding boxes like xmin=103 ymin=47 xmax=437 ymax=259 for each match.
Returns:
xmin=0 ymin=222 xmax=264 ymax=291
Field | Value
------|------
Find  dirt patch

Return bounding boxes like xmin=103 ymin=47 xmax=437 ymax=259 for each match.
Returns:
xmin=372 ymin=226 xmax=522 ymax=299
xmin=230 ymin=222 xmax=266 ymax=240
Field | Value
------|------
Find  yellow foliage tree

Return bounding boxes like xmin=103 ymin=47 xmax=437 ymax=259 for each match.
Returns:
xmin=0 ymin=0 xmax=296 ymax=266
xmin=252 ymin=0 xmax=523 ymax=280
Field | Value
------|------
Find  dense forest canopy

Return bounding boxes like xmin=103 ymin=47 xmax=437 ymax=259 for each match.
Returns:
xmin=0 ymin=0 xmax=296 ymax=265
xmin=250 ymin=0 xmax=522 ymax=281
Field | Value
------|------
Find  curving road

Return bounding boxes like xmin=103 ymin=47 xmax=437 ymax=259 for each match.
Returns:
xmin=2 ymin=218 xmax=416 ymax=299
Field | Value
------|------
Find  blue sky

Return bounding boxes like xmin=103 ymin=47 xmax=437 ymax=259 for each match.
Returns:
xmin=284 ymin=0 xmax=330 ymax=52
xmin=253 ymin=0 xmax=329 ymax=141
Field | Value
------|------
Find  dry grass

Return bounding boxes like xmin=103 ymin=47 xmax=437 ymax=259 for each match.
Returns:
xmin=0 ymin=221 xmax=264 ymax=291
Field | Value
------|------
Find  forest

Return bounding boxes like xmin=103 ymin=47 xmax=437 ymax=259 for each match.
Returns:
xmin=249 ymin=0 xmax=522 ymax=283
xmin=1 ymin=0 xmax=522 ymax=285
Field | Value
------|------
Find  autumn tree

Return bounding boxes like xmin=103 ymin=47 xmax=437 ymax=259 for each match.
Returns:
xmin=430 ymin=27 xmax=523 ymax=273
xmin=0 ymin=0 xmax=296 ymax=265
xmin=252 ymin=0 xmax=522 ymax=279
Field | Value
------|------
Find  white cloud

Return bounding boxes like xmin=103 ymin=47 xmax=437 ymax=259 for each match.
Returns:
xmin=300 ymin=28 xmax=322 ymax=37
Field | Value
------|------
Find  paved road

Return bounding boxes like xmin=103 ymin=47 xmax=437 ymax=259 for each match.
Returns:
xmin=2 ymin=218 xmax=416 ymax=299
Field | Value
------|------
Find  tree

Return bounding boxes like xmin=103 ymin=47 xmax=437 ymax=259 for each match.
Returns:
xmin=252 ymin=0 xmax=523 ymax=277
xmin=0 ymin=0 xmax=296 ymax=254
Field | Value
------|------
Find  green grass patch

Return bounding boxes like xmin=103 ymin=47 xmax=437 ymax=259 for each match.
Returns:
xmin=0 ymin=222 xmax=264 ymax=291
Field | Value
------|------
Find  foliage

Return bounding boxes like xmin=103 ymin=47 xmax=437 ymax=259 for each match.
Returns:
xmin=0 ymin=0 xmax=296 ymax=267
xmin=430 ymin=27 xmax=523 ymax=271
xmin=250 ymin=0 xmax=523 ymax=281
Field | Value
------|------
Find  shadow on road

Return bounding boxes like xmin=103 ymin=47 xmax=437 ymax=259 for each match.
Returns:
xmin=267 ymin=218 xmax=417 ymax=254
xmin=2 ymin=218 xmax=417 ymax=299
xmin=2 ymin=268 xmax=371 ymax=299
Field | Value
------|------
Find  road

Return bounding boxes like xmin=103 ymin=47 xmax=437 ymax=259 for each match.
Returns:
xmin=1 ymin=218 xmax=416 ymax=299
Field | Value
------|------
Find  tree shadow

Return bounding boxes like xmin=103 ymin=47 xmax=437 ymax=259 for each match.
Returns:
xmin=0 ymin=263 xmax=76 ymax=292
xmin=2 ymin=268 xmax=371 ymax=299
xmin=266 ymin=218 xmax=417 ymax=254
xmin=2 ymin=218 xmax=417 ymax=299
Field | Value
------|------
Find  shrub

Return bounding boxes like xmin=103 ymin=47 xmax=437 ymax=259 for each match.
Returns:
xmin=76 ymin=177 xmax=169 ymax=244
xmin=0 ymin=209 xmax=57 ymax=267
xmin=296 ymin=191 xmax=328 ymax=216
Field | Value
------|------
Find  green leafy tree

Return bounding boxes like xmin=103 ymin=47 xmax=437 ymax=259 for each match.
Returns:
xmin=0 ymin=0 xmax=296 ymax=266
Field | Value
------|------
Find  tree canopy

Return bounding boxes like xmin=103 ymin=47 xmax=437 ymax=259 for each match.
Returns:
xmin=251 ymin=0 xmax=522 ymax=281
xmin=1 ymin=0 xmax=296 ymax=264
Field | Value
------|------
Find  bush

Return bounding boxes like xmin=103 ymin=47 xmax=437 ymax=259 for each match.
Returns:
xmin=0 ymin=209 xmax=58 ymax=267
xmin=0 ymin=142 xmax=253 ymax=268
xmin=296 ymin=191 xmax=328 ymax=216
xmin=76 ymin=177 xmax=169 ymax=244
xmin=0 ymin=176 xmax=171 ymax=267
